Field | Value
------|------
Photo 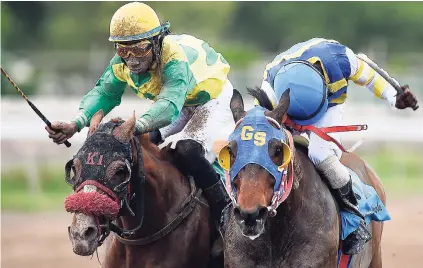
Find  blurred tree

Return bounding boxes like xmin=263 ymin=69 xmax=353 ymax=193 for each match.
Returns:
xmin=227 ymin=2 xmax=423 ymax=54
xmin=2 ymin=1 xmax=423 ymax=96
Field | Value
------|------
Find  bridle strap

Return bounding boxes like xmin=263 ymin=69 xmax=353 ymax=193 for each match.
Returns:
xmin=114 ymin=176 xmax=205 ymax=246
xmin=110 ymin=137 xmax=146 ymax=237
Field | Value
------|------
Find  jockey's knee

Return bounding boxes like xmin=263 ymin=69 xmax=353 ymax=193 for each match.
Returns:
xmin=308 ymin=134 xmax=349 ymax=189
xmin=174 ymin=139 xmax=205 ymax=160
xmin=174 ymin=139 xmax=219 ymax=189
xmin=308 ymin=133 xmax=341 ymax=165
xmin=308 ymin=143 xmax=333 ymax=166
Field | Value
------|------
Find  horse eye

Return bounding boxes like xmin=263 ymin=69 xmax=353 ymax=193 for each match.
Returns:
xmin=115 ymin=169 xmax=126 ymax=176
xmin=110 ymin=168 xmax=128 ymax=185
xmin=274 ymin=147 xmax=282 ymax=157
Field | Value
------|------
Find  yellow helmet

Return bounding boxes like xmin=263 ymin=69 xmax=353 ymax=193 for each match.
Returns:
xmin=109 ymin=2 xmax=169 ymax=42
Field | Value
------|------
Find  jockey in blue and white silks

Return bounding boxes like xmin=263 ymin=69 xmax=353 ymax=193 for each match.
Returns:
xmin=258 ymin=37 xmax=418 ymax=255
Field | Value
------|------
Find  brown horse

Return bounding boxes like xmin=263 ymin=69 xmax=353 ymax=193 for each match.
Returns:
xmin=219 ymin=88 xmax=387 ymax=268
xmin=64 ymin=110 xmax=217 ymax=268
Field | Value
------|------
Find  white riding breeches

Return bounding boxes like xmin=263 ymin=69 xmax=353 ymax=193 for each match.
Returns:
xmin=308 ymin=104 xmax=344 ymax=165
xmin=158 ymin=79 xmax=234 ymax=164
xmin=308 ymin=104 xmax=351 ymax=189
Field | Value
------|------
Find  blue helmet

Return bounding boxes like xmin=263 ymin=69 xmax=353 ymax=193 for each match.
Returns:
xmin=273 ymin=61 xmax=328 ymax=125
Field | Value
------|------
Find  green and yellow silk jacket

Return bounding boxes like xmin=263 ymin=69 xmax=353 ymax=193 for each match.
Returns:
xmin=72 ymin=34 xmax=230 ymax=133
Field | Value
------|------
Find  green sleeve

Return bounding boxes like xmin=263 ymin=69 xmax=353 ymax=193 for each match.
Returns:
xmin=136 ymin=60 xmax=194 ymax=133
xmin=72 ymin=64 xmax=127 ymax=131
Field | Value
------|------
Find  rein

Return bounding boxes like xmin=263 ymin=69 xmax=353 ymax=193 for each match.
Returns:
xmin=114 ymin=177 xmax=205 ymax=246
xmin=109 ymin=137 xmax=145 ymax=238
xmin=284 ymin=117 xmax=368 ymax=152
xmin=112 ymin=137 xmax=205 ymax=246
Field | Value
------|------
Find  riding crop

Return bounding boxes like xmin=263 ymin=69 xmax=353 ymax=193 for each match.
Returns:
xmin=357 ymin=54 xmax=419 ymax=110
xmin=1 ymin=66 xmax=72 ymax=147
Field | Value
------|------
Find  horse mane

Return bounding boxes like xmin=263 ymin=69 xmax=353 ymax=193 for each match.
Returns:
xmin=247 ymin=86 xmax=274 ymax=111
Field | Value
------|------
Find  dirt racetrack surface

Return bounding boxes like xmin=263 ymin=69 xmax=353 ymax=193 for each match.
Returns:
xmin=1 ymin=197 xmax=422 ymax=268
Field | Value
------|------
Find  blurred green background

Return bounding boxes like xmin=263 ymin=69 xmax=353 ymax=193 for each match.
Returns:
xmin=2 ymin=1 xmax=423 ymax=96
xmin=1 ymin=1 xmax=423 ymax=212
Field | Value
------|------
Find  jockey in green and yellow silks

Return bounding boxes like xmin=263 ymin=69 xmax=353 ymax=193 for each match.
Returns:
xmin=46 ymin=1 xmax=233 ymax=237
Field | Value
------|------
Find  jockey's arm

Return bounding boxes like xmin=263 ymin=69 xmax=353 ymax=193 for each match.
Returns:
xmin=345 ymin=48 xmax=398 ymax=107
xmin=72 ymin=65 xmax=126 ymax=131
xmin=135 ymin=61 xmax=190 ymax=134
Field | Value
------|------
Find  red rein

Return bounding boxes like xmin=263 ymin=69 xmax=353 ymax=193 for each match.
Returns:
xmin=64 ymin=180 xmax=120 ymax=218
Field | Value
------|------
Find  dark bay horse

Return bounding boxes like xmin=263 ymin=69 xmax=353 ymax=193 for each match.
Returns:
xmin=219 ymin=89 xmax=387 ymax=268
xmin=63 ymin=110 xmax=215 ymax=268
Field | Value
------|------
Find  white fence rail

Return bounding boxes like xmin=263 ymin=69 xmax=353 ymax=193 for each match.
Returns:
xmin=1 ymin=96 xmax=422 ymax=193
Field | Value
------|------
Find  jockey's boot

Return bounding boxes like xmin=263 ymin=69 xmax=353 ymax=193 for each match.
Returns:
xmin=172 ymin=139 xmax=232 ymax=238
xmin=203 ymin=178 xmax=232 ymax=238
xmin=335 ymin=178 xmax=372 ymax=255
xmin=316 ymin=155 xmax=372 ymax=255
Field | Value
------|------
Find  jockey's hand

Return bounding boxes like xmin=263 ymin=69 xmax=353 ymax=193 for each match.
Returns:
xmin=395 ymin=85 xmax=418 ymax=109
xmin=149 ymin=129 xmax=163 ymax=145
xmin=45 ymin=121 xmax=78 ymax=144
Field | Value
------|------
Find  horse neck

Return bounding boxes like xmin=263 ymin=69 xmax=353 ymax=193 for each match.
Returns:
xmin=269 ymin=149 xmax=324 ymax=236
xmin=119 ymin=145 xmax=191 ymax=238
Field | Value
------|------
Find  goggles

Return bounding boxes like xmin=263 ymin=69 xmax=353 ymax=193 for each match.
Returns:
xmin=115 ymin=40 xmax=153 ymax=58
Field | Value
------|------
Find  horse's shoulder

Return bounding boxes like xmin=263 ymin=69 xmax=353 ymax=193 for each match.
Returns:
xmin=138 ymin=134 xmax=183 ymax=174
xmin=139 ymin=134 xmax=163 ymax=159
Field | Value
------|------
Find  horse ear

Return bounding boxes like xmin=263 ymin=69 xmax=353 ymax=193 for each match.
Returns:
xmin=266 ymin=88 xmax=290 ymax=124
xmin=88 ymin=109 xmax=104 ymax=137
xmin=114 ymin=111 xmax=136 ymax=143
xmin=230 ymin=89 xmax=246 ymax=123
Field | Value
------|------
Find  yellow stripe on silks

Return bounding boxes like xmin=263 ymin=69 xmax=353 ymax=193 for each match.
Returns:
xmin=308 ymin=56 xmax=330 ymax=84
xmin=185 ymin=78 xmax=225 ymax=105
xmin=329 ymin=93 xmax=347 ymax=104
xmin=112 ymin=63 xmax=137 ymax=89
xmin=167 ymin=35 xmax=230 ymax=100
xmin=350 ymin=60 xmax=365 ymax=81
xmin=328 ymin=79 xmax=348 ymax=93
xmin=354 ymin=68 xmax=375 ymax=87
xmin=161 ymin=37 xmax=188 ymax=65
xmin=112 ymin=63 xmax=127 ymax=82
xmin=136 ymin=74 xmax=161 ymax=100
xmin=263 ymin=39 xmax=333 ymax=79
xmin=373 ymin=76 xmax=387 ymax=98
xmin=364 ymin=69 xmax=376 ymax=85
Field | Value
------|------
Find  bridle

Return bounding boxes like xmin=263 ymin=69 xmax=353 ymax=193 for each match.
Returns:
xmin=64 ymin=120 xmax=204 ymax=247
xmin=64 ymin=122 xmax=146 ymax=246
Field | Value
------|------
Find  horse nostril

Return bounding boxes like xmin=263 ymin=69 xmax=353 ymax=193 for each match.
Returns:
xmin=235 ymin=206 xmax=268 ymax=223
xmin=234 ymin=207 xmax=241 ymax=218
xmin=83 ymin=227 xmax=97 ymax=240
xmin=257 ymin=207 xmax=268 ymax=220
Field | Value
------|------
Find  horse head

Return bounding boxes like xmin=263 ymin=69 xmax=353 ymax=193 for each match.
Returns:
xmin=63 ymin=110 xmax=145 ymax=256
xmin=217 ymin=88 xmax=294 ymax=240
